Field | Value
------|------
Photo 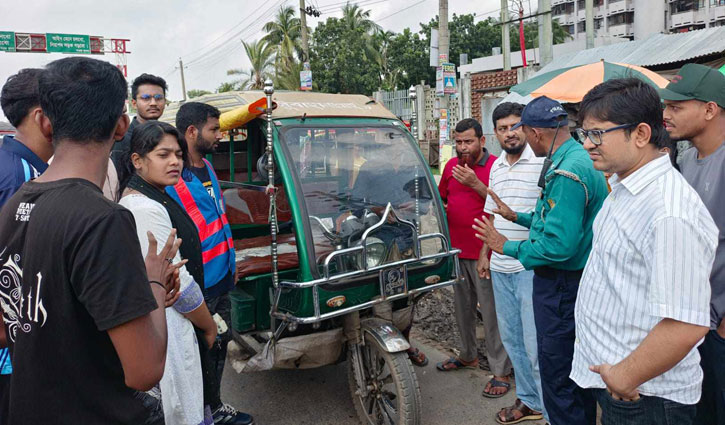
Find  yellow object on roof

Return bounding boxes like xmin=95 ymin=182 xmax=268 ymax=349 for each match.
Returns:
xmin=160 ymin=91 xmax=397 ymax=126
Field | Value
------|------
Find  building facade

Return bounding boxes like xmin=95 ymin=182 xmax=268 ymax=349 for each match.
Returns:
xmin=552 ymin=0 xmax=725 ymax=40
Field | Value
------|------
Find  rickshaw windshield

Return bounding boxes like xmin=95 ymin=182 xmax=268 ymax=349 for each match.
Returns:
xmin=280 ymin=125 xmax=445 ymax=270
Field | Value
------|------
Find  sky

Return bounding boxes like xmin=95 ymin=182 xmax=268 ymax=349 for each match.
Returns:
xmin=0 ymin=0 xmax=517 ymax=121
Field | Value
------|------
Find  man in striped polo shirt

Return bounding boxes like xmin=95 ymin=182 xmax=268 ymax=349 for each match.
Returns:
xmin=572 ymin=78 xmax=716 ymax=424
xmin=479 ymin=102 xmax=546 ymax=424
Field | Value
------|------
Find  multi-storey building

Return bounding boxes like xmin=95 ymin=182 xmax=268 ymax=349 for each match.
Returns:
xmin=552 ymin=0 xmax=725 ymax=40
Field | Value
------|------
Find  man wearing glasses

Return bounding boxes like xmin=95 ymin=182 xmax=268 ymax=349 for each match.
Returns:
xmin=111 ymin=73 xmax=168 ymax=168
xmin=474 ymin=96 xmax=608 ymax=425
xmin=570 ymin=78 xmax=716 ymax=425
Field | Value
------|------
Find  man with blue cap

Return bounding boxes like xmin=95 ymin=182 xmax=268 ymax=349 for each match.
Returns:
xmin=474 ymin=96 xmax=608 ymax=425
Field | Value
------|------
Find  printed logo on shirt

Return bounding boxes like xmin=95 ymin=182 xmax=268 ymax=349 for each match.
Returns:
xmin=15 ymin=202 xmax=34 ymax=222
xmin=0 ymin=250 xmax=48 ymax=342
xmin=203 ymin=181 xmax=216 ymax=202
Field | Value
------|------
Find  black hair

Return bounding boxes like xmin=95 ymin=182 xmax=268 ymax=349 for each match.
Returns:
xmin=492 ymin=102 xmax=524 ymax=128
xmin=1 ymin=68 xmax=44 ymax=128
xmin=455 ymin=118 xmax=483 ymax=138
xmin=38 ymin=57 xmax=127 ymax=144
xmin=131 ymin=73 xmax=168 ymax=99
xmin=116 ymin=120 xmax=188 ymax=200
xmin=579 ymin=78 xmax=669 ymax=149
xmin=175 ymin=102 xmax=221 ymax=136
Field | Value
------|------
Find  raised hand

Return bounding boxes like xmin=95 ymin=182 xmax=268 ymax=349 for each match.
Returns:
xmin=473 ymin=216 xmax=508 ymax=255
xmin=144 ymin=230 xmax=187 ymax=307
xmin=451 ymin=164 xmax=484 ymax=189
xmin=488 ymin=188 xmax=517 ymax=222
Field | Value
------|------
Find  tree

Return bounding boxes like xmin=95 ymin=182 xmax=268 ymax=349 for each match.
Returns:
xmin=187 ymin=89 xmax=212 ymax=98
xmin=340 ymin=2 xmax=381 ymax=34
xmin=226 ymin=39 xmax=274 ymax=90
xmin=387 ymin=28 xmax=435 ymax=89
xmin=263 ymin=5 xmax=303 ymax=67
xmin=310 ymin=17 xmax=380 ymax=94
xmin=216 ymin=82 xmax=237 ymax=93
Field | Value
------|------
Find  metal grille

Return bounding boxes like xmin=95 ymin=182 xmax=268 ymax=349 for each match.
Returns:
xmin=378 ymin=89 xmax=412 ymax=121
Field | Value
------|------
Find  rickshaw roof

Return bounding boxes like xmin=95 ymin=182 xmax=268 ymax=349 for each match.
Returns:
xmin=159 ymin=90 xmax=398 ymax=124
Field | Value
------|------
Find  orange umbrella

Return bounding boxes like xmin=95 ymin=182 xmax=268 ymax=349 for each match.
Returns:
xmin=511 ymin=60 xmax=670 ymax=103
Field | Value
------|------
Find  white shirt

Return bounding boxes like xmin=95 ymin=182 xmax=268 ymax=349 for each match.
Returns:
xmin=484 ymin=144 xmax=544 ymax=273
xmin=571 ymin=154 xmax=717 ymax=405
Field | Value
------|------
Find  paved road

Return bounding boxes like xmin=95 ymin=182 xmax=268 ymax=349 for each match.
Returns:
xmin=221 ymin=337 xmax=547 ymax=425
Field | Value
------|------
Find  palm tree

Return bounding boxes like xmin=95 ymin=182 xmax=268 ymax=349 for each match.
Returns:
xmin=226 ymin=39 xmax=274 ymax=90
xmin=263 ymin=5 xmax=303 ymax=68
xmin=367 ymin=30 xmax=398 ymax=90
xmin=341 ymin=2 xmax=381 ymax=35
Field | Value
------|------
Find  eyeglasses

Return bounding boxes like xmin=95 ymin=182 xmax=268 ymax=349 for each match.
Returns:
xmin=138 ymin=94 xmax=165 ymax=102
xmin=575 ymin=123 xmax=636 ymax=146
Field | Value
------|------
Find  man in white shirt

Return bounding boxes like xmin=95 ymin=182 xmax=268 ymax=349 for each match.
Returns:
xmin=479 ymin=102 xmax=546 ymax=424
xmin=571 ymin=78 xmax=716 ymax=424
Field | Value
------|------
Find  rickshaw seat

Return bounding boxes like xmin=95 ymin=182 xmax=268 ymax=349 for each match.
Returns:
xmin=224 ymin=186 xmax=292 ymax=225
xmin=235 ymin=234 xmax=299 ymax=279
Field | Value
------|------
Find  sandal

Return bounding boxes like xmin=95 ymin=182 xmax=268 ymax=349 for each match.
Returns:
xmin=436 ymin=357 xmax=478 ymax=371
xmin=481 ymin=377 xmax=511 ymax=398
xmin=495 ymin=399 xmax=543 ymax=424
xmin=406 ymin=348 xmax=428 ymax=367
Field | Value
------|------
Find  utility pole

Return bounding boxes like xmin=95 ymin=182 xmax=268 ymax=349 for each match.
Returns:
xmin=439 ymin=0 xmax=450 ymax=162
xmin=299 ymin=0 xmax=310 ymax=63
xmin=501 ymin=0 xmax=511 ymax=70
xmin=538 ymin=0 xmax=553 ymax=67
xmin=178 ymin=57 xmax=187 ymax=102
xmin=585 ymin=0 xmax=594 ymax=49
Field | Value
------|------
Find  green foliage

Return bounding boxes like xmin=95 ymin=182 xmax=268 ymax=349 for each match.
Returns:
xmin=228 ymin=3 xmax=573 ymax=96
xmin=187 ymin=89 xmax=212 ymax=98
xmin=310 ymin=17 xmax=380 ymax=94
xmin=227 ymin=39 xmax=274 ymax=90
xmin=216 ymin=82 xmax=237 ymax=93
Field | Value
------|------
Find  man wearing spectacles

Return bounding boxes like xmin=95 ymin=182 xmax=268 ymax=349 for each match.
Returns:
xmin=111 ymin=73 xmax=168 ymax=168
xmin=570 ymin=78 xmax=716 ymax=425
xmin=474 ymin=96 xmax=608 ymax=425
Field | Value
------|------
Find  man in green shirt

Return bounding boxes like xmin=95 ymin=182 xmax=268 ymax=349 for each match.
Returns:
xmin=474 ymin=96 xmax=608 ymax=425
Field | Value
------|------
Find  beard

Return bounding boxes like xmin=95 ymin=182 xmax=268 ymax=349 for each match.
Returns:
xmin=196 ymin=137 xmax=218 ymax=155
xmin=456 ymin=150 xmax=478 ymax=167
xmin=502 ymin=139 xmax=526 ymax=155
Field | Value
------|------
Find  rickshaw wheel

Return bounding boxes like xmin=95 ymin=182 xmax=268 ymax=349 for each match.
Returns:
xmin=347 ymin=332 xmax=421 ymax=425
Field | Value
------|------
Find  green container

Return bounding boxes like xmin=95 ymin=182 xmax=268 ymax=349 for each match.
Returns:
xmin=230 ymin=288 xmax=256 ymax=332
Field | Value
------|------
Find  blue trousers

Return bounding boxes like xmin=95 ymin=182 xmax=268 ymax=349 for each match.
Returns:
xmin=533 ymin=268 xmax=596 ymax=425
xmin=695 ymin=329 xmax=725 ymax=425
xmin=491 ymin=270 xmax=546 ymax=418
xmin=593 ymin=389 xmax=696 ymax=425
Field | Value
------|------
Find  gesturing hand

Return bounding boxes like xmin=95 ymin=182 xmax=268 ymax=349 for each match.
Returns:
xmin=144 ymin=230 xmax=187 ymax=307
xmin=473 ymin=216 xmax=508 ymax=254
xmin=488 ymin=188 xmax=517 ymax=222
xmin=452 ymin=164 xmax=483 ymax=190
xmin=590 ymin=363 xmax=640 ymax=402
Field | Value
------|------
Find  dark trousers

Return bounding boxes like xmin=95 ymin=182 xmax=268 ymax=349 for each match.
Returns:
xmin=533 ymin=268 xmax=596 ymax=425
xmin=695 ymin=329 xmax=725 ymax=425
xmin=593 ymin=389 xmax=696 ymax=425
xmin=0 ymin=374 xmax=9 ymax=424
xmin=203 ymin=292 xmax=232 ymax=411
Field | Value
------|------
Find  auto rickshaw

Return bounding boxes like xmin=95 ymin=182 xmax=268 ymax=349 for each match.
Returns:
xmin=161 ymin=82 xmax=461 ymax=425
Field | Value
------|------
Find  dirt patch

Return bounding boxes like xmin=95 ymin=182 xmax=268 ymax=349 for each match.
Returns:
xmin=411 ymin=287 xmax=492 ymax=372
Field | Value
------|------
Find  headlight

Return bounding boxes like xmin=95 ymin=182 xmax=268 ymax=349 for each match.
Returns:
xmin=356 ymin=237 xmax=386 ymax=269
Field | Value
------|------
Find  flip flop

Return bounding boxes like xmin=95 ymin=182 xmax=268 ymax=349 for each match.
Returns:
xmin=435 ymin=357 xmax=478 ymax=371
xmin=495 ymin=399 xmax=543 ymax=424
xmin=407 ymin=348 xmax=429 ymax=367
xmin=482 ymin=377 xmax=511 ymax=398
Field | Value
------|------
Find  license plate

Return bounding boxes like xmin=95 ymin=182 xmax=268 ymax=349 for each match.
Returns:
xmin=380 ymin=265 xmax=408 ymax=297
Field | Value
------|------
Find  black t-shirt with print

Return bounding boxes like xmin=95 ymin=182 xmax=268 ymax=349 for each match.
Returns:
xmin=0 ymin=178 xmax=159 ymax=424
xmin=190 ymin=164 xmax=216 ymax=202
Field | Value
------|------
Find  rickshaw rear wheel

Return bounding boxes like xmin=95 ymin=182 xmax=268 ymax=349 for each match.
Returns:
xmin=347 ymin=332 xmax=421 ymax=425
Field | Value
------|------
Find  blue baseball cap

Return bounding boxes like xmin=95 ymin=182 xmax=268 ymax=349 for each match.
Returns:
xmin=511 ymin=96 xmax=568 ymax=130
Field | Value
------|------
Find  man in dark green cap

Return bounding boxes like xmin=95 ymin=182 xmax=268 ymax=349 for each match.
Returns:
xmin=662 ymin=63 xmax=725 ymax=425
xmin=475 ymin=96 xmax=608 ymax=425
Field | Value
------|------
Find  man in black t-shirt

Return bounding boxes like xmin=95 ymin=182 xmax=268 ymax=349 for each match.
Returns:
xmin=0 ymin=57 xmax=182 ymax=425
